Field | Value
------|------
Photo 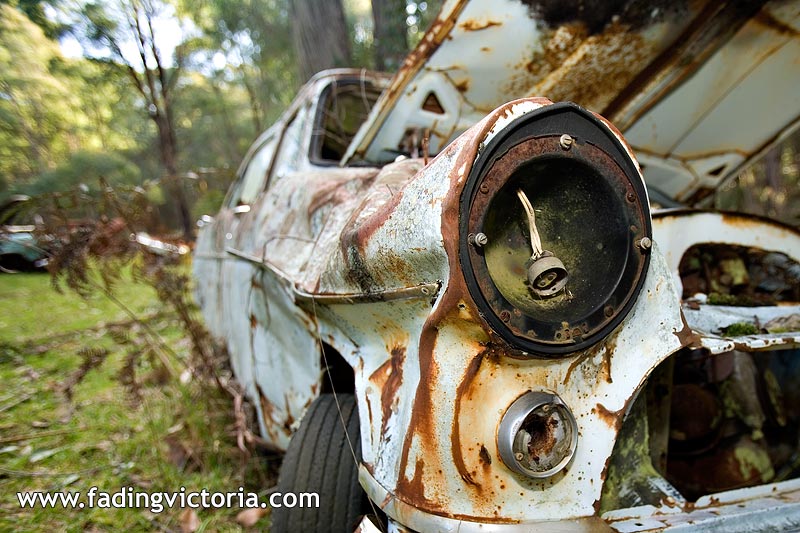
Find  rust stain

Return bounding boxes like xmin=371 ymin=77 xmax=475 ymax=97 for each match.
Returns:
xmin=674 ymin=311 xmax=702 ymax=348
xmin=595 ymin=403 xmax=622 ymax=431
xmin=563 ymin=331 xmax=618 ymax=384
xmin=380 ymin=346 xmax=406 ymax=436
xmin=338 ymin=163 xmax=424 ymax=292
xmin=451 ymin=351 xmax=485 ymax=486
xmin=396 ymin=458 xmax=437 ymax=509
xmin=455 ymin=79 xmax=470 ymax=93
xmin=502 ymin=23 xmax=587 ymax=97
xmin=538 ymin=22 xmax=655 ymax=112
xmin=459 ymin=19 xmax=503 ymax=32
xmin=754 ymin=9 xmax=800 ymax=38
xmin=600 ymin=335 xmax=616 ymax=384
xmin=283 ymin=394 xmax=295 ymax=433
xmin=364 ymin=394 xmax=375 ymax=430
xmin=307 ymin=174 xmax=375 ymax=216
xmin=256 ymin=384 xmax=282 ymax=443
xmin=564 ymin=350 xmax=593 ymax=384
xmin=394 ymin=107 xmax=497 ymax=511
xmin=479 ymin=445 xmax=492 ymax=467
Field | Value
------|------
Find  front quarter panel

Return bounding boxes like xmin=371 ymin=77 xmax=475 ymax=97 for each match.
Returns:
xmin=313 ymin=99 xmax=692 ymax=527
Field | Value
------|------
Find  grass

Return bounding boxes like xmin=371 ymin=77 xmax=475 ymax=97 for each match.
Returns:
xmin=0 ymin=269 xmax=158 ymax=344
xmin=0 ymin=269 xmax=276 ymax=532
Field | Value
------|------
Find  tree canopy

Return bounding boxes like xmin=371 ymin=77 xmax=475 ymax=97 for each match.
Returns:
xmin=0 ymin=0 xmax=440 ymax=230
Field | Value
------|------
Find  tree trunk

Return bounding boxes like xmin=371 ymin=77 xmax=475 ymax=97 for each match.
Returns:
xmin=371 ymin=0 xmax=408 ymax=72
xmin=154 ymin=111 xmax=192 ymax=239
xmin=289 ymin=0 xmax=351 ymax=82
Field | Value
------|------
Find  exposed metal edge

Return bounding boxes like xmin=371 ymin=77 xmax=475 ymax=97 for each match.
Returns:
xmin=653 ymin=208 xmax=800 ymax=237
xmin=341 ymin=0 xmax=471 ymax=165
xmin=293 ymin=282 xmax=441 ymax=304
xmin=359 ymin=465 xmax=613 ymax=532
xmin=698 ymin=332 xmax=800 ymax=354
xmin=605 ymin=479 xmax=800 ymax=532
xmin=681 ymin=304 xmax=800 ymax=353
xmin=225 ymin=247 xmax=441 ymax=303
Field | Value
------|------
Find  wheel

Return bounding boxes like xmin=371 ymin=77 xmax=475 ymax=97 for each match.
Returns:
xmin=270 ymin=393 xmax=372 ymax=532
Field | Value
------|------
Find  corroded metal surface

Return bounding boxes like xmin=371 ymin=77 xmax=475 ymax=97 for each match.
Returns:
xmin=343 ymin=1 xmax=800 ymax=203
xmin=315 ymin=100 xmax=688 ymax=526
xmin=604 ymin=479 xmax=800 ymax=532
xmin=652 ymin=210 xmax=800 ymax=298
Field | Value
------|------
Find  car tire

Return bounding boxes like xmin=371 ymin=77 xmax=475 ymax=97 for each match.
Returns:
xmin=270 ymin=393 xmax=372 ymax=533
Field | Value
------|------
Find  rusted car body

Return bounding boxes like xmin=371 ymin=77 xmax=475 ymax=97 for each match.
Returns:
xmin=194 ymin=1 xmax=800 ymax=531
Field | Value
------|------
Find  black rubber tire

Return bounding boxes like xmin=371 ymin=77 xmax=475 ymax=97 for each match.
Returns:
xmin=270 ymin=393 xmax=369 ymax=532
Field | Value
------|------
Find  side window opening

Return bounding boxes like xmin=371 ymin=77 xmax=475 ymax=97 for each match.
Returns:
xmin=310 ymin=78 xmax=383 ymax=165
xmin=269 ymin=105 xmax=310 ymax=184
xmin=230 ymin=135 xmax=278 ymax=207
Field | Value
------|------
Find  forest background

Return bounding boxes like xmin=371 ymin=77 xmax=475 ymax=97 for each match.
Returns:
xmin=2 ymin=0 xmax=798 ymax=233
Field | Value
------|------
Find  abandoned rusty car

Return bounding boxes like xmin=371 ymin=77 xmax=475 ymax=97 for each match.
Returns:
xmin=193 ymin=0 xmax=800 ymax=531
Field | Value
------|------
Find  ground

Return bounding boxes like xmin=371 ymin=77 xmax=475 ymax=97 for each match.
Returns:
xmin=0 ymin=268 xmax=275 ymax=532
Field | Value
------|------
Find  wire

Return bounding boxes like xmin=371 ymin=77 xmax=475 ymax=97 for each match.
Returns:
xmin=310 ymin=297 xmax=385 ymax=531
xmin=517 ymin=189 xmax=543 ymax=259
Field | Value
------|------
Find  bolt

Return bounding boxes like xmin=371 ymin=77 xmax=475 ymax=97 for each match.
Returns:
xmin=637 ymin=237 xmax=652 ymax=251
xmin=514 ymin=452 xmax=525 ymax=462
xmin=604 ymin=305 xmax=614 ymax=317
xmin=559 ymin=134 xmax=573 ymax=150
xmin=479 ymin=183 xmax=490 ymax=194
xmin=500 ymin=310 xmax=511 ymax=322
xmin=626 ymin=191 xmax=636 ymax=202
xmin=469 ymin=232 xmax=488 ymax=248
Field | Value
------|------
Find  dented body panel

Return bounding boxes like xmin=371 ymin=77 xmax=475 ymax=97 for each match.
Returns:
xmin=194 ymin=2 xmax=800 ymax=531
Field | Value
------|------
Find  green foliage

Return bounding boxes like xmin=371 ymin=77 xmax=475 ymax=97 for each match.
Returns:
xmin=27 ymin=151 xmax=142 ymax=196
xmin=0 ymin=271 xmax=274 ymax=531
xmin=0 ymin=5 xmax=78 ymax=188
xmin=191 ymin=189 xmax=225 ymax=219
xmin=0 ymin=0 xmax=448 ymax=216
xmin=0 ymin=0 xmax=67 ymax=38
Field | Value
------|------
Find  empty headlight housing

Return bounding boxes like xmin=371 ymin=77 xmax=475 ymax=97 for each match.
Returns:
xmin=459 ymin=103 xmax=651 ymax=356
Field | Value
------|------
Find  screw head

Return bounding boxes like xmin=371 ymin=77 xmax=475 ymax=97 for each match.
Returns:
xmin=559 ymin=134 xmax=573 ymax=150
xmin=637 ymin=237 xmax=652 ymax=251
xmin=469 ymin=232 xmax=488 ymax=248
xmin=500 ymin=310 xmax=511 ymax=322
xmin=479 ymin=183 xmax=489 ymax=194
xmin=604 ymin=305 xmax=614 ymax=318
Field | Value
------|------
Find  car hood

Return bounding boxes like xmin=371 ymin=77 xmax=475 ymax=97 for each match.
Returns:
xmin=343 ymin=0 xmax=800 ymax=204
